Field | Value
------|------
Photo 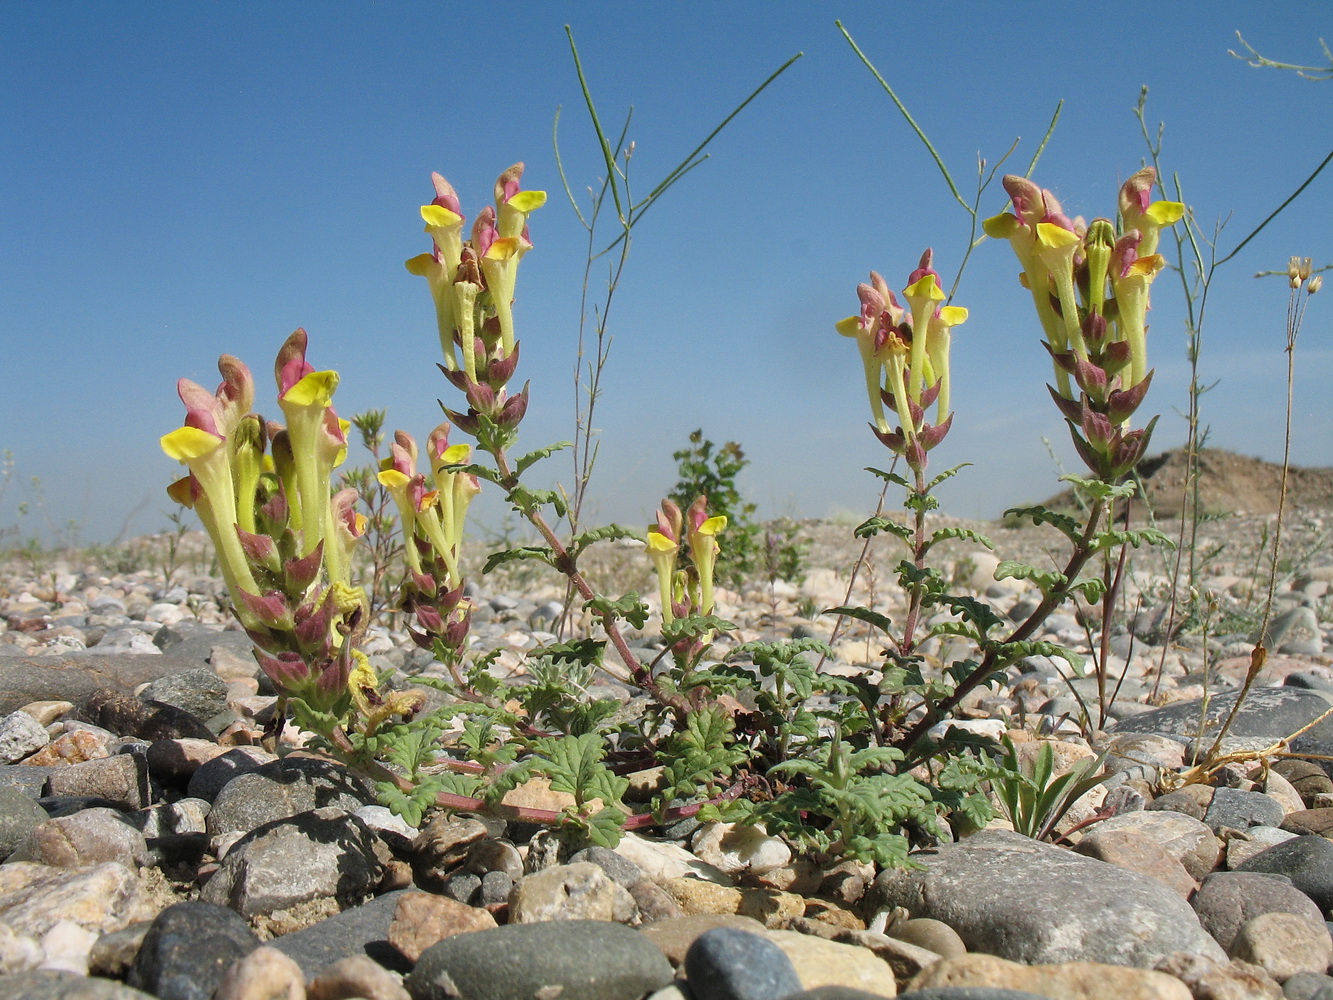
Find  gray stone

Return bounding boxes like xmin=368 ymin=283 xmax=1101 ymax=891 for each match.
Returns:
xmin=0 ymin=657 xmax=198 ymax=716
xmin=569 ymin=845 xmax=645 ymax=887
xmin=205 ymin=756 xmax=375 ymax=837
xmin=9 ymin=808 xmax=151 ymax=869
xmin=478 ymin=871 xmax=512 ymax=907
xmin=199 ymin=807 xmax=385 ymax=917
xmin=270 ymin=888 xmax=415 ymax=979
xmin=1207 ymin=787 xmax=1289 ymax=833
xmin=685 ymin=927 xmax=803 ymax=1000
xmin=1192 ymin=871 xmax=1325 ymax=952
xmin=127 ymin=901 xmax=260 ymax=1000
xmin=1110 ymin=686 xmax=1333 ymax=745
xmin=184 ymin=746 xmax=274 ymax=802
xmin=0 ymin=764 xmax=53 ymax=798
xmin=44 ymin=753 xmax=150 ymax=811
xmin=1283 ymin=971 xmax=1333 ymax=999
xmin=0 ymin=709 xmax=51 ymax=763
xmin=1259 ymin=607 xmax=1324 ymax=656
xmin=0 ymin=971 xmax=159 ymax=998
xmin=895 ymin=991 xmax=1053 ymax=1000
xmin=406 ymin=920 xmax=673 ymax=1000
xmin=867 ymin=829 xmax=1225 ymax=967
xmin=0 ymin=784 xmax=50 ymax=861
xmin=1239 ymin=836 xmax=1333 ymax=912
xmin=139 ymin=668 xmax=230 ymax=724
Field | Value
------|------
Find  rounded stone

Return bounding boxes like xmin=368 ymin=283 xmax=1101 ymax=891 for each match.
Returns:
xmin=1230 ymin=911 xmax=1333 ymax=981
xmin=684 ymin=926 xmax=803 ymax=1000
xmin=407 ymin=920 xmax=673 ymax=1000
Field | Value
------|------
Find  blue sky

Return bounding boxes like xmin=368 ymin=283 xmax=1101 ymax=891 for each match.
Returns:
xmin=3 ymin=3 xmax=1330 ymax=547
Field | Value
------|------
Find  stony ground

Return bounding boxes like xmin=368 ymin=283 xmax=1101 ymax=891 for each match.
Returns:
xmin=0 ymin=488 xmax=1330 ymax=999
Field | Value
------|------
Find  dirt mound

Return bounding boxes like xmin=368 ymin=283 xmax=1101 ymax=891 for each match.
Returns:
xmin=1039 ymin=448 xmax=1333 ymax=518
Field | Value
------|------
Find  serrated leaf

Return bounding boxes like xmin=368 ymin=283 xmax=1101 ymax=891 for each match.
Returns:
xmin=569 ymin=523 xmax=643 ymax=557
xmin=1000 ymin=505 xmax=1082 ymax=541
xmin=826 ymin=604 xmax=895 ymax=633
xmin=482 ymin=545 xmax=557 ymax=575
xmin=995 ymin=560 xmax=1066 ymax=594
xmin=1090 ymin=527 xmax=1175 ymax=554
xmin=661 ymin=613 xmax=737 ymax=645
xmin=865 ymin=466 xmax=912 ymax=490
xmin=855 ymin=516 xmax=912 ymax=542
xmin=925 ymin=463 xmax=971 ymax=492
xmin=514 ymin=441 xmax=572 ymax=476
xmin=586 ymin=592 xmax=651 ymax=630
xmin=448 ymin=462 xmax=502 ymax=485
xmin=926 ymin=525 xmax=994 ymax=550
xmin=1059 ymin=474 xmax=1138 ymax=502
xmin=930 ymin=594 xmax=1005 ymax=635
xmin=531 ymin=733 xmax=629 ymax=809
xmin=507 ymin=485 xmax=568 ymax=518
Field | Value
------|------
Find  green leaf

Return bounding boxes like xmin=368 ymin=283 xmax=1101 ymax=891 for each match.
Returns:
xmin=530 ymin=733 xmax=629 ymax=809
xmin=482 ymin=545 xmax=557 ymax=575
xmin=926 ymin=525 xmax=994 ymax=551
xmin=1090 ymin=527 xmax=1176 ymax=554
xmin=904 ymin=491 xmax=940 ymax=514
xmin=449 ymin=462 xmax=503 ymax=486
xmin=1058 ymin=474 xmax=1137 ymax=503
xmin=507 ymin=485 xmax=568 ymax=518
xmin=995 ymin=560 xmax=1066 ymax=595
xmin=1000 ymin=505 xmax=1081 ymax=542
xmin=929 ymin=594 xmax=1005 ymax=635
xmin=586 ymin=592 xmax=651 ymax=630
xmin=925 ymin=463 xmax=971 ymax=492
xmin=826 ymin=604 xmax=895 ymax=634
xmin=865 ymin=466 xmax=912 ymax=490
xmin=569 ymin=523 xmax=643 ymax=557
xmin=661 ymin=613 xmax=738 ymax=646
xmin=514 ymin=441 xmax=572 ymax=477
xmin=855 ymin=516 xmax=912 ymax=543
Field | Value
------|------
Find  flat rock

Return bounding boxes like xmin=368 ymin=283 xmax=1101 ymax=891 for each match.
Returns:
xmin=270 ymin=888 xmax=417 ymax=979
xmin=406 ymin=920 xmax=673 ymax=1000
xmin=868 ymin=830 xmax=1225 ymax=967
xmin=906 ymin=954 xmax=1191 ymax=999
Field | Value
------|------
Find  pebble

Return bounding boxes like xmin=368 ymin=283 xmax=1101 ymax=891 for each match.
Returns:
xmin=683 ymin=926 xmax=803 ymax=1000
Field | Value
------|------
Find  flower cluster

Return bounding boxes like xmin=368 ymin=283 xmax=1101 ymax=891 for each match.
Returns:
xmin=377 ymin=423 xmax=480 ymax=661
xmin=161 ymin=330 xmax=383 ymax=717
xmin=647 ymin=496 xmax=728 ymax=626
xmin=984 ymin=168 xmax=1183 ymax=480
xmin=836 ymin=250 xmax=967 ymax=470
xmin=405 ymin=165 xmax=546 ymax=443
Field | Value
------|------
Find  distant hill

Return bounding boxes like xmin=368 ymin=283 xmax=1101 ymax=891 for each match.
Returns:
xmin=1036 ymin=448 xmax=1333 ymax=518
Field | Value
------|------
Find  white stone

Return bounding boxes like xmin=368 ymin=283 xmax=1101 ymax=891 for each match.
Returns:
xmin=0 ymin=710 xmax=51 ymax=764
xmin=692 ymin=822 xmax=792 ymax=877
xmin=611 ymin=831 xmax=733 ymax=885
xmin=37 ymin=919 xmax=98 ymax=975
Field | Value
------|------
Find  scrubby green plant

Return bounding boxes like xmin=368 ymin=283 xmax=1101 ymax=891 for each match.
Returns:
xmin=154 ymin=24 xmax=1329 ymax=872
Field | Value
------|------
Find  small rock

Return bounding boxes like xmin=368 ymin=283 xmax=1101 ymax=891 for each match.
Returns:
xmin=128 ymin=901 xmax=261 ymax=1000
xmin=658 ymin=877 xmax=805 ymax=928
xmin=212 ymin=945 xmax=304 ymax=1000
xmin=1191 ymin=870 xmax=1324 ymax=953
xmin=508 ymin=862 xmax=637 ymax=924
xmin=1206 ymin=787 xmax=1288 ymax=833
xmin=684 ymin=926 xmax=803 ymax=1000
xmin=756 ymin=928 xmax=899 ymax=996
xmin=0 ymin=710 xmax=51 ymax=763
xmin=387 ymin=891 xmax=497 ymax=964
xmin=407 ymin=920 xmax=673 ymax=1000
xmin=10 ymin=808 xmax=150 ymax=869
xmin=307 ymin=954 xmax=412 ymax=1000
xmin=885 ymin=918 xmax=967 ymax=960
xmin=907 ymin=953 xmax=1192 ymax=999
xmin=1238 ymin=836 xmax=1333 ymax=911
xmin=1230 ymin=911 xmax=1333 ymax=982
xmin=692 ymin=822 xmax=793 ymax=877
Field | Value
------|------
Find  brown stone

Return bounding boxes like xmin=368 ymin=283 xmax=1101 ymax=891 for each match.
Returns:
xmin=834 ymin=928 xmax=942 ymax=984
xmin=1273 ymin=759 xmax=1333 ymax=805
xmin=1074 ymin=828 xmax=1198 ymax=898
xmin=21 ymin=729 xmax=108 ymax=766
xmin=1280 ymin=808 xmax=1333 ymax=837
xmin=307 ymin=954 xmax=412 ymax=1000
xmin=909 ymin=953 xmax=1192 ymax=999
xmin=638 ymin=913 xmax=766 ymax=966
xmin=387 ymin=891 xmax=497 ymax=963
xmin=656 ymin=877 xmax=805 ymax=928
xmin=801 ymin=898 xmax=865 ymax=931
xmin=757 ymin=928 xmax=899 ymax=996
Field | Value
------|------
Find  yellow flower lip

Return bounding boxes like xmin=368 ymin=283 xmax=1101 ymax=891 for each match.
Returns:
xmin=938 ymin=305 xmax=968 ymax=326
xmin=438 ymin=443 xmax=471 ymax=465
xmin=404 ymin=253 xmax=440 ymax=277
xmin=835 ymin=316 xmax=862 ymax=338
xmin=161 ymin=425 xmax=224 ymax=462
xmin=1036 ymin=222 xmax=1080 ymax=250
xmin=646 ymin=531 xmax=677 ymax=553
xmin=904 ymin=274 xmax=945 ymax=301
xmin=697 ymin=515 xmax=727 ymax=536
xmin=983 ymin=213 xmax=1022 ymax=239
xmin=377 ymin=469 xmax=410 ymax=489
xmin=420 ymin=204 xmax=463 ymax=229
xmin=282 ymin=370 xmax=339 ymax=408
xmin=506 ymin=190 xmax=547 ymax=213
xmin=484 ymin=237 xmax=523 ymax=261
xmin=1144 ymin=201 xmax=1185 ymax=226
